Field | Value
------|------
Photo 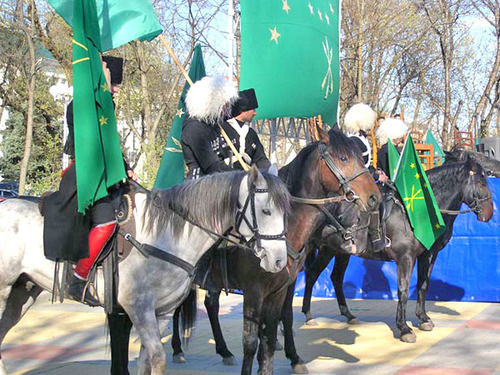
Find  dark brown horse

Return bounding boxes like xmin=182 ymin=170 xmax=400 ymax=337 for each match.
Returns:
xmin=108 ymin=128 xmax=382 ymax=375
xmin=301 ymin=157 xmax=493 ymax=343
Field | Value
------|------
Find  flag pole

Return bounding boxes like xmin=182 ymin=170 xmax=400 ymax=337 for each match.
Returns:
xmin=158 ymin=34 xmax=249 ymax=171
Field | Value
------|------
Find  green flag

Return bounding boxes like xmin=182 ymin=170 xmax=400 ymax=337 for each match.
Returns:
xmin=154 ymin=44 xmax=206 ymax=189
xmin=394 ymin=135 xmax=446 ymax=250
xmin=48 ymin=0 xmax=162 ymax=52
xmin=425 ymin=130 xmax=445 ymax=167
xmin=387 ymin=140 xmax=400 ymax=180
xmin=70 ymin=0 xmax=126 ymax=213
xmin=240 ymin=0 xmax=340 ymax=125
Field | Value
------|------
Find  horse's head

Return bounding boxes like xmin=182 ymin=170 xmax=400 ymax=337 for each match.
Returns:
xmin=317 ymin=129 xmax=381 ymax=213
xmin=462 ymin=156 xmax=493 ymax=222
xmin=445 ymin=148 xmax=500 ymax=177
xmin=236 ymin=165 xmax=290 ymax=273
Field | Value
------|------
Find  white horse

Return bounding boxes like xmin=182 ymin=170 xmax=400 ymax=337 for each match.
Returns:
xmin=0 ymin=166 xmax=290 ymax=374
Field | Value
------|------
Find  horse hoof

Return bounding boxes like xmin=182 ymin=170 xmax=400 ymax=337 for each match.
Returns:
xmin=420 ymin=322 xmax=434 ymax=331
xmin=172 ymin=353 xmax=186 ymax=363
xmin=347 ymin=318 xmax=360 ymax=325
xmin=222 ymin=356 xmax=236 ymax=366
xmin=400 ymin=332 xmax=417 ymax=343
xmin=305 ymin=318 xmax=319 ymax=326
xmin=275 ymin=340 xmax=283 ymax=351
xmin=292 ymin=363 xmax=309 ymax=374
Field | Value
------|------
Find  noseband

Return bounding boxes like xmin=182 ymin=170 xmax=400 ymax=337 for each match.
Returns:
xmin=234 ymin=185 xmax=287 ymax=258
xmin=318 ymin=142 xmax=370 ymax=197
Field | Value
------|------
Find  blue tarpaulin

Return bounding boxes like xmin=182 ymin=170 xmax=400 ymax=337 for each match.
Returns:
xmin=294 ymin=178 xmax=500 ymax=302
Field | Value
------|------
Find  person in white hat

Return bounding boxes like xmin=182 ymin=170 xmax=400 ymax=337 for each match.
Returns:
xmin=376 ymin=117 xmax=408 ymax=177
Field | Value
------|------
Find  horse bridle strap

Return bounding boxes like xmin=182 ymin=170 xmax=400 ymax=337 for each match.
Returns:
xmin=440 ymin=195 xmax=491 ymax=215
xmin=318 ymin=142 xmax=370 ymax=194
xmin=290 ymin=194 xmax=358 ymax=205
xmin=118 ymin=230 xmax=196 ymax=277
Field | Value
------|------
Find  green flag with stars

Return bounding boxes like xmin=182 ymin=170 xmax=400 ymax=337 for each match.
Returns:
xmin=393 ymin=135 xmax=446 ymax=250
xmin=154 ymin=44 xmax=206 ymax=189
xmin=387 ymin=140 xmax=400 ymax=180
xmin=240 ymin=0 xmax=340 ymax=125
xmin=70 ymin=0 xmax=126 ymax=213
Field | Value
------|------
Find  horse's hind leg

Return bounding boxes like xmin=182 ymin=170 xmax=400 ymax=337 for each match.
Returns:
xmin=396 ymin=256 xmax=417 ymax=343
xmin=415 ymin=251 xmax=438 ymax=331
xmin=171 ymin=306 xmax=185 ymax=363
xmin=332 ymin=253 xmax=358 ymax=324
xmin=204 ymin=290 xmax=235 ymax=365
xmin=0 ymin=277 xmax=43 ymax=375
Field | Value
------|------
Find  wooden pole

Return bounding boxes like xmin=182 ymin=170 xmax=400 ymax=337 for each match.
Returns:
xmin=159 ymin=34 xmax=249 ymax=171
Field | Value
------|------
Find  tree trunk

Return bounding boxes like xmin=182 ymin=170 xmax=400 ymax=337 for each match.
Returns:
xmin=18 ymin=0 xmax=36 ymax=195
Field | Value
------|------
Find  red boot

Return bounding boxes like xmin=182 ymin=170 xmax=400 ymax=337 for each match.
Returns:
xmin=67 ymin=222 xmax=116 ymax=306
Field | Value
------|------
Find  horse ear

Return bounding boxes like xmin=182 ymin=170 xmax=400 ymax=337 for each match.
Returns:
xmin=249 ymin=164 xmax=264 ymax=187
xmin=268 ymin=163 xmax=278 ymax=177
xmin=317 ymin=124 xmax=330 ymax=145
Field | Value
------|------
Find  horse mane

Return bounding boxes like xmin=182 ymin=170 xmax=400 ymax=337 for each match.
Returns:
xmin=143 ymin=171 xmax=290 ymax=241
xmin=426 ymin=160 xmax=482 ymax=193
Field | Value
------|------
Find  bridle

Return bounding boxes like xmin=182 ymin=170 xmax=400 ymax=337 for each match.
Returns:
xmin=233 ymin=183 xmax=287 ymax=259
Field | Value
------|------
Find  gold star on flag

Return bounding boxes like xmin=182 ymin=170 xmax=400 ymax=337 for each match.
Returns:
xmin=318 ymin=9 xmax=323 ymax=21
xmin=101 ymin=83 xmax=109 ymax=92
xmin=269 ymin=26 xmax=281 ymax=44
xmin=329 ymin=3 xmax=334 ymax=13
xmin=99 ymin=116 xmax=108 ymax=126
xmin=415 ymin=172 xmax=420 ymax=179
xmin=282 ymin=0 xmax=291 ymax=14
xmin=435 ymin=223 xmax=441 ymax=229
xmin=410 ymin=163 xmax=415 ymax=169
xmin=176 ymin=108 xmax=185 ymax=118
xmin=308 ymin=2 xmax=314 ymax=14
xmin=325 ymin=14 xmax=330 ymax=25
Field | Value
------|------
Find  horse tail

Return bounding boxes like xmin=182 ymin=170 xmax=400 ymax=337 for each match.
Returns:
xmin=180 ymin=286 xmax=198 ymax=348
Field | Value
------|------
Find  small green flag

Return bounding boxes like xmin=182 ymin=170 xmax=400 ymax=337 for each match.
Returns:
xmin=425 ymin=131 xmax=445 ymax=167
xmin=393 ymin=135 xmax=446 ymax=249
xmin=154 ymin=44 xmax=206 ymax=189
xmin=240 ymin=0 xmax=340 ymax=124
xmin=387 ymin=139 xmax=400 ymax=180
xmin=48 ymin=0 xmax=162 ymax=52
xmin=70 ymin=0 xmax=126 ymax=213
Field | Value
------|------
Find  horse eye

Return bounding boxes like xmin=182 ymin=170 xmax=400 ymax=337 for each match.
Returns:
xmin=340 ymin=156 xmax=348 ymax=162
xmin=262 ymin=208 xmax=271 ymax=216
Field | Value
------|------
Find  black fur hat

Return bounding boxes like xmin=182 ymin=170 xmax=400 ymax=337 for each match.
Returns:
xmin=232 ymin=88 xmax=258 ymax=117
xmin=102 ymin=55 xmax=124 ymax=84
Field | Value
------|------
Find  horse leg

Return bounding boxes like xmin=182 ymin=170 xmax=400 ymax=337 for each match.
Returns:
xmin=416 ymin=251 xmax=438 ymax=331
xmin=241 ymin=292 xmax=263 ymax=375
xmin=332 ymin=253 xmax=358 ymax=324
xmin=125 ymin=303 xmax=166 ymax=375
xmin=256 ymin=295 xmax=284 ymax=375
xmin=204 ymin=290 xmax=235 ymax=365
xmin=0 ymin=278 xmax=42 ymax=375
xmin=108 ymin=311 xmax=133 ymax=375
xmin=171 ymin=307 xmax=185 ymax=363
xmin=283 ymin=282 xmax=308 ymax=374
xmin=396 ymin=256 xmax=417 ymax=343
xmin=302 ymin=246 xmax=333 ymax=325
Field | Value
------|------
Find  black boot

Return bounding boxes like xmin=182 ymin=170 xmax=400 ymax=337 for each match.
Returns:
xmin=66 ymin=274 xmax=100 ymax=307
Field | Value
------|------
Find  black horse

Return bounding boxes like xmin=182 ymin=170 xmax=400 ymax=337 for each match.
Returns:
xmin=108 ymin=128 xmax=381 ymax=375
xmin=301 ymin=157 xmax=493 ymax=344
xmin=445 ymin=147 xmax=500 ymax=177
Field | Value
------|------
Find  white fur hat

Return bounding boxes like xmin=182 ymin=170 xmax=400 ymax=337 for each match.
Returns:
xmin=344 ymin=103 xmax=377 ymax=133
xmin=376 ymin=118 xmax=408 ymax=144
xmin=185 ymin=76 xmax=238 ymax=124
